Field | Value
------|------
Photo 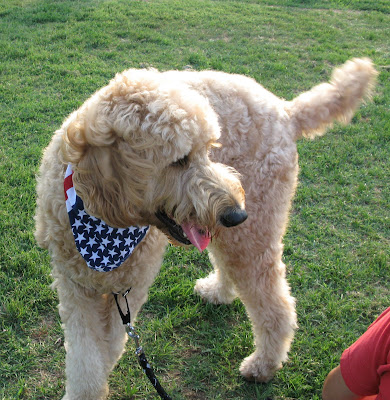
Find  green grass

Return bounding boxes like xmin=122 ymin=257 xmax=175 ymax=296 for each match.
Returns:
xmin=0 ymin=0 xmax=389 ymax=399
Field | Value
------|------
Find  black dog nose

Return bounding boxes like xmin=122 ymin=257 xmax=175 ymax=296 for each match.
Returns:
xmin=219 ymin=207 xmax=248 ymax=227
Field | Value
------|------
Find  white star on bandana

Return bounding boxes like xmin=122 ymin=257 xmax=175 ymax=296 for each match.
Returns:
xmin=64 ymin=165 xmax=149 ymax=272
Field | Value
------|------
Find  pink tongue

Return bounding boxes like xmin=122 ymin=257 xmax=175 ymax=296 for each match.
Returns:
xmin=181 ymin=222 xmax=210 ymax=252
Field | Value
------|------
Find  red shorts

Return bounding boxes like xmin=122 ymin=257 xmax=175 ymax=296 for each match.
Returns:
xmin=340 ymin=307 xmax=390 ymax=400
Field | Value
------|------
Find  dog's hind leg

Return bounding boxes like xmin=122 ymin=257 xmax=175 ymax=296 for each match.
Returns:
xmin=233 ymin=257 xmax=297 ymax=382
xmin=204 ymin=245 xmax=297 ymax=382
xmin=55 ymin=275 xmax=127 ymax=400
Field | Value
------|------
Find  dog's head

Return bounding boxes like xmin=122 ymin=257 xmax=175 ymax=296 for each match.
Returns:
xmin=61 ymin=69 xmax=246 ymax=251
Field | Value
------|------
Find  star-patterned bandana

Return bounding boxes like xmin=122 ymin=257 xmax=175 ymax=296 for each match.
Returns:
xmin=64 ymin=165 xmax=149 ymax=272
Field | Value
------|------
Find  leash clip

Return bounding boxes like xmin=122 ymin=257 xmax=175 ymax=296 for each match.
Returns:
xmin=125 ymin=323 xmax=143 ymax=355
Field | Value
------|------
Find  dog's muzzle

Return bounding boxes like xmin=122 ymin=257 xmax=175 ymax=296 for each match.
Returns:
xmin=219 ymin=206 xmax=248 ymax=228
xmin=155 ymin=205 xmax=247 ymax=252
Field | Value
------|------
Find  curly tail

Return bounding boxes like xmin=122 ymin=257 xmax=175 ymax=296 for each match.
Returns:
xmin=288 ymin=58 xmax=378 ymax=140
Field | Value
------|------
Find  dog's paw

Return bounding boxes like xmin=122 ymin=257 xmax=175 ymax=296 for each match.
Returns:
xmin=239 ymin=352 xmax=282 ymax=383
xmin=194 ymin=273 xmax=236 ymax=304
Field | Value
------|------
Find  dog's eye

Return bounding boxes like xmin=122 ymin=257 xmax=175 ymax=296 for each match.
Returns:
xmin=170 ymin=155 xmax=189 ymax=168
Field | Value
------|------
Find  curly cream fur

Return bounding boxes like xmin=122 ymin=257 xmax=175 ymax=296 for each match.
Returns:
xmin=35 ymin=58 xmax=377 ymax=398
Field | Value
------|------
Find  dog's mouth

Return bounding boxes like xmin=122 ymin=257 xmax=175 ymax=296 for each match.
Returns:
xmin=155 ymin=210 xmax=211 ymax=252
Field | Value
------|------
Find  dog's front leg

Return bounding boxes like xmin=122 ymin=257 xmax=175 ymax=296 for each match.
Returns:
xmin=194 ymin=251 xmax=237 ymax=304
xmin=55 ymin=275 xmax=127 ymax=400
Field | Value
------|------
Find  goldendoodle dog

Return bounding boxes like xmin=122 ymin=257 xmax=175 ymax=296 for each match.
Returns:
xmin=35 ymin=58 xmax=376 ymax=399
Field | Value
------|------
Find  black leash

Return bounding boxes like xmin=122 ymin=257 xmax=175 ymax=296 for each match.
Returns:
xmin=113 ymin=289 xmax=172 ymax=400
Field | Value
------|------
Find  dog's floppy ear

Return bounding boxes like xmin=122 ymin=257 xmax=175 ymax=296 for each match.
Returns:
xmin=61 ymin=108 xmax=150 ymax=228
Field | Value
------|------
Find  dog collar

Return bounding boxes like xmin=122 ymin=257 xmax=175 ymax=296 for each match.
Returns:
xmin=64 ymin=164 xmax=149 ymax=272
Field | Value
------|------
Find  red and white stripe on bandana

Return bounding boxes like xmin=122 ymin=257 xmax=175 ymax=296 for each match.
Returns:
xmin=64 ymin=164 xmax=149 ymax=272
